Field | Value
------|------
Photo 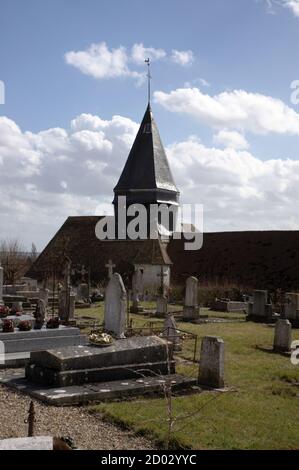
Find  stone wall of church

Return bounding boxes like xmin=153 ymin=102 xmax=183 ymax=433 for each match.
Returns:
xmin=134 ymin=264 xmax=170 ymax=294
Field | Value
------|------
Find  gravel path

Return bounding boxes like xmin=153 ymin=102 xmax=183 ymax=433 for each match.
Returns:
xmin=0 ymin=384 xmax=155 ymax=450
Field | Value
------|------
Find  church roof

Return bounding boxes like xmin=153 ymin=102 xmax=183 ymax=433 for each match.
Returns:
xmin=113 ymin=104 xmax=179 ymax=204
xmin=27 ymin=216 xmax=172 ymax=284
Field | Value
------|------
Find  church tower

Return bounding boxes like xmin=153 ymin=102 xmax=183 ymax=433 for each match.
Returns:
xmin=113 ymin=103 xmax=180 ymax=238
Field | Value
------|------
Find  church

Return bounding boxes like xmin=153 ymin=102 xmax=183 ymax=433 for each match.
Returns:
xmin=28 ymin=103 xmax=299 ymax=293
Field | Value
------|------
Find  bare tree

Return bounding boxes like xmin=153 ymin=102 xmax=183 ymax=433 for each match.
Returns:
xmin=0 ymin=239 xmax=29 ymax=284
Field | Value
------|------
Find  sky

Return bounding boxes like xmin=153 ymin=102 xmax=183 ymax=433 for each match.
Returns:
xmin=1 ymin=0 xmax=299 ymax=250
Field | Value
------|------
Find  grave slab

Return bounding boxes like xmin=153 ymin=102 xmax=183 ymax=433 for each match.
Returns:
xmin=0 ymin=370 xmax=197 ymax=406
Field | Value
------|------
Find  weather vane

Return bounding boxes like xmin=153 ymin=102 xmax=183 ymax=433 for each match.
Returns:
xmin=145 ymin=58 xmax=151 ymax=104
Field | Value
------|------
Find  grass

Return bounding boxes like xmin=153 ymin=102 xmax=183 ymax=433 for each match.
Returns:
xmin=75 ymin=304 xmax=299 ymax=450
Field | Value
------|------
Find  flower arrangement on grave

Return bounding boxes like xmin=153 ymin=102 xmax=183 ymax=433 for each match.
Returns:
xmin=2 ymin=319 xmax=14 ymax=333
xmin=0 ymin=305 xmax=9 ymax=318
xmin=10 ymin=307 xmax=22 ymax=316
xmin=89 ymin=331 xmax=113 ymax=346
xmin=46 ymin=317 xmax=60 ymax=329
xmin=18 ymin=320 xmax=32 ymax=331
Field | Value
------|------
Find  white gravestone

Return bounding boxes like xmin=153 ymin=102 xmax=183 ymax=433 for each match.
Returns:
xmin=183 ymin=276 xmax=200 ymax=319
xmin=198 ymin=336 xmax=225 ymax=389
xmin=104 ymin=273 xmax=127 ymax=338
xmin=273 ymin=319 xmax=292 ymax=353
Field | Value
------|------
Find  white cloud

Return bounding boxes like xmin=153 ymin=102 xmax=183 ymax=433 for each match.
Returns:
xmin=213 ymin=130 xmax=249 ymax=150
xmin=65 ymin=42 xmax=195 ymax=82
xmin=284 ymin=0 xmax=299 ymax=16
xmin=168 ymin=137 xmax=299 ymax=231
xmin=65 ymin=42 xmax=141 ymax=80
xmin=171 ymin=49 xmax=194 ymax=66
xmin=131 ymin=43 xmax=166 ymax=64
xmin=264 ymin=0 xmax=299 ymax=17
xmin=154 ymin=87 xmax=299 ymax=136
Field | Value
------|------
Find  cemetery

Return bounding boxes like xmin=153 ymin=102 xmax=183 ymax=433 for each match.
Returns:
xmin=1 ymin=2 xmax=299 ymax=453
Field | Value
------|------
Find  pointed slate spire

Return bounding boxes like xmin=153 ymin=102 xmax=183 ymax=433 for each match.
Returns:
xmin=113 ymin=104 xmax=180 ymax=206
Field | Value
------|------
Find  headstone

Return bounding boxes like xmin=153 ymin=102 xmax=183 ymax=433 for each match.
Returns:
xmin=105 ymin=259 xmax=116 ymax=279
xmin=77 ymin=283 xmax=89 ymax=301
xmin=198 ymin=336 xmax=225 ymax=389
xmin=156 ymin=295 xmax=168 ymax=317
xmin=58 ymin=259 xmax=76 ymax=322
xmin=39 ymin=287 xmax=49 ymax=306
xmin=163 ymin=315 xmax=181 ymax=351
xmin=104 ymin=272 xmax=127 ymax=338
xmin=273 ymin=319 xmax=292 ymax=353
xmin=183 ymin=276 xmax=200 ymax=319
xmin=252 ymin=290 xmax=268 ymax=317
xmin=0 ymin=263 xmax=3 ymax=305
xmin=34 ymin=299 xmax=47 ymax=329
xmin=284 ymin=293 xmax=299 ymax=321
xmin=58 ymin=291 xmax=76 ymax=322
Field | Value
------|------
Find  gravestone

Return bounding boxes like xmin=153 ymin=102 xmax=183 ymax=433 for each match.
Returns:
xmin=39 ymin=287 xmax=50 ymax=306
xmin=198 ymin=336 xmax=225 ymax=389
xmin=34 ymin=299 xmax=47 ymax=329
xmin=253 ymin=290 xmax=267 ymax=317
xmin=163 ymin=315 xmax=181 ymax=351
xmin=284 ymin=293 xmax=299 ymax=322
xmin=58 ymin=259 xmax=76 ymax=323
xmin=156 ymin=295 xmax=168 ymax=317
xmin=0 ymin=263 xmax=3 ymax=305
xmin=77 ymin=283 xmax=89 ymax=301
xmin=183 ymin=276 xmax=200 ymax=320
xmin=273 ymin=319 xmax=292 ymax=353
xmin=104 ymin=273 xmax=126 ymax=338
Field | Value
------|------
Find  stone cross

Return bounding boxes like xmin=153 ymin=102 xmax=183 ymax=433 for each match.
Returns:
xmin=157 ymin=266 xmax=167 ymax=295
xmin=104 ymin=272 xmax=127 ymax=338
xmin=273 ymin=319 xmax=292 ymax=353
xmin=198 ymin=336 xmax=225 ymax=389
xmin=105 ymin=259 xmax=116 ymax=280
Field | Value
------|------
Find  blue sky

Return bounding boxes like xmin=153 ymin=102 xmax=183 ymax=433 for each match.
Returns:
xmin=1 ymin=0 xmax=299 ymax=250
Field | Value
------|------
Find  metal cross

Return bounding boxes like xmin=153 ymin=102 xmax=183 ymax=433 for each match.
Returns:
xmin=105 ymin=259 xmax=116 ymax=279
xmin=145 ymin=58 xmax=151 ymax=104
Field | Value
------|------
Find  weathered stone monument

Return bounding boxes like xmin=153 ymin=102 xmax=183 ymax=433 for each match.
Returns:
xmin=247 ymin=290 xmax=274 ymax=322
xmin=284 ymin=293 xmax=299 ymax=325
xmin=104 ymin=273 xmax=127 ymax=338
xmin=183 ymin=276 xmax=200 ymax=320
xmin=156 ymin=295 xmax=168 ymax=317
xmin=273 ymin=319 xmax=292 ymax=353
xmin=39 ymin=287 xmax=50 ymax=306
xmin=198 ymin=336 xmax=225 ymax=389
xmin=163 ymin=314 xmax=181 ymax=351
xmin=58 ymin=259 xmax=76 ymax=323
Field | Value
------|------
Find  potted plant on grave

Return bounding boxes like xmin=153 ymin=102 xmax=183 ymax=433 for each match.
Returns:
xmin=2 ymin=319 xmax=14 ymax=333
xmin=0 ymin=305 xmax=9 ymax=318
xmin=18 ymin=320 xmax=32 ymax=331
xmin=46 ymin=317 xmax=60 ymax=329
